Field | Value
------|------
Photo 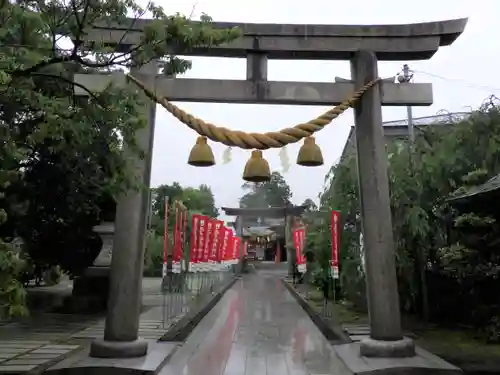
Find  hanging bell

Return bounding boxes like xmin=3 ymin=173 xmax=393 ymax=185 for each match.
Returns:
xmin=187 ymin=136 xmax=215 ymax=167
xmin=243 ymin=150 xmax=271 ymax=182
xmin=296 ymin=136 xmax=324 ymax=167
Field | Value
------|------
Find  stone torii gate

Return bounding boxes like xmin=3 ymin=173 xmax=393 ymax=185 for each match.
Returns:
xmin=73 ymin=18 xmax=467 ymax=361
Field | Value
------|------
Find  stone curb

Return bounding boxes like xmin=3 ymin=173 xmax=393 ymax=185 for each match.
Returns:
xmin=159 ymin=276 xmax=239 ymax=342
xmin=281 ymin=279 xmax=351 ymax=344
xmin=42 ymin=340 xmax=181 ymax=375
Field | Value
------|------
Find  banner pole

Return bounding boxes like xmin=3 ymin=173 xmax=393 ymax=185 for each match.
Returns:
xmin=332 ymin=277 xmax=336 ymax=303
xmin=183 ymin=209 xmax=189 ymax=273
xmin=163 ymin=196 xmax=169 ymax=279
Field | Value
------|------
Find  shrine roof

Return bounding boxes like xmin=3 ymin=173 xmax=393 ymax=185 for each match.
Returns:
xmin=449 ymin=173 xmax=500 ymax=203
xmin=221 ymin=205 xmax=307 ymax=218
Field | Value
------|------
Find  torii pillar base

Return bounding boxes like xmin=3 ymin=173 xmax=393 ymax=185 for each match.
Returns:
xmin=360 ymin=337 xmax=415 ymax=358
xmin=90 ymin=338 xmax=148 ymax=358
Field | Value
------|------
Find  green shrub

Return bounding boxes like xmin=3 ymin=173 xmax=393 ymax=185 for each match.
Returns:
xmin=0 ymin=225 xmax=28 ymax=319
xmin=42 ymin=266 xmax=61 ymax=286
xmin=143 ymin=231 xmax=166 ymax=277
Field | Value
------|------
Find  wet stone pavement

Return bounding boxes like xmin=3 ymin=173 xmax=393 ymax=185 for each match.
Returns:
xmin=0 ymin=277 xmax=178 ymax=374
xmin=160 ymin=269 xmax=351 ymax=375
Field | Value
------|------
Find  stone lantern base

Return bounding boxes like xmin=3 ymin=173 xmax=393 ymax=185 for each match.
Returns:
xmin=66 ymin=222 xmax=114 ymax=313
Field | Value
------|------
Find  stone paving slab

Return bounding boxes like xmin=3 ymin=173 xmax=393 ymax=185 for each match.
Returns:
xmin=159 ymin=271 xmax=353 ymax=375
xmin=0 ymin=314 xmax=101 ymax=344
xmin=70 ymin=318 xmax=174 ymax=340
xmin=0 ymin=277 xmax=192 ymax=373
xmin=0 ymin=342 xmax=81 ymax=374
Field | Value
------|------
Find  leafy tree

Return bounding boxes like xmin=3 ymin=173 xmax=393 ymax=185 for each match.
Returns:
xmin=0 ymin=212 xmax=27 ymax=319
xmin=311 ymin=153 xmax=365 ymax=307
xmin=0 ymin=0 xmax=239 ymax=316
xmin=150 ymin=183 xmax=219 ymax=235
xmin=239 ymin=171 xmax=293 ymax=209
xmin=144 ymin=182 xmax=219 ymax=276
xmin=313 ymin=100 xmax=500 ymax=340
xmin=301 ymin=198 xmax=318 ymax=212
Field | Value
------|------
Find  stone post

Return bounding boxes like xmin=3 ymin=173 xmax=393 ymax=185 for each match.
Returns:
xmin=90 ymin=61 xmax=157 ymax=358
xmin=350 ymin=50 xmax=415 ymax=358
xmin=236 ymin=216 xmax=245 ymax=273
xmin=285 ymin=214 xmax=295 ymax=277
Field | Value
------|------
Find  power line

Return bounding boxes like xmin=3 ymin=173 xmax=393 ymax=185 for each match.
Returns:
xmin=414 ymin=70 xmax=500 ymax=93
xmin=188 ymin=0 xmax=199 ymax=19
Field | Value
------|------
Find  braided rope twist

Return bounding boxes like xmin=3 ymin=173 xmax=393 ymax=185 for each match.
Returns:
xmin=126 ymin=74 xmax=381 ymax=150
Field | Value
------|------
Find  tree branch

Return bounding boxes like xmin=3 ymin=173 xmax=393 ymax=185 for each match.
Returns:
xmin=12 ymin=56 xmax=73 ymax=77
xmin=29 ymin=72 xmax=103 ymax=105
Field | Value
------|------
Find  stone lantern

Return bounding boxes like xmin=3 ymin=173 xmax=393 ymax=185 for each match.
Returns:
xmin=70 ymin=221 xmax=115 ymax=312
xmin=91 ymin=222 xmax=115 ymax=267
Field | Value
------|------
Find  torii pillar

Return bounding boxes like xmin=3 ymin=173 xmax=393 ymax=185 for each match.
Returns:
xmin=351 ymin=50 xmax=413 ymax=356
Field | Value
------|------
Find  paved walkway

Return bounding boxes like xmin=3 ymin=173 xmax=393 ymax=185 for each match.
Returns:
xmin=161 ymin=269 xmax=351 ymax=375
xmin=0 ymin=277 xmax=178 ymax=374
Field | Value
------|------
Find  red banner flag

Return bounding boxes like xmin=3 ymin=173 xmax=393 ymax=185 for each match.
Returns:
xmin=190 ymin=214 xmax=201 ymax=263
xmin=210 ymin=220 xmax=224 ymax=262
xmin=331 ymin=210 xmax=340 ymax=267
xmin=173 ymin=203 xmax=178 ymax=259
xmin=163 ymin=198 xmax=169 ymax=267
xmin=198 ymin=216 xmax=208 ymax=263
xmin=202 ymin=219 xmax=214 ymax=263
xmin=300 ymin=229 xmax=306 ymax=264
xmin=293 ymin=229 xmax=301 ymax=263
xmin=173 ymin=204 xmax=183 ymax=262
xmin=231 ymin=236 xmax=241 ymax=262
xmin=182 ymin=210 xmax=188 ymax=250
xmin=293 ymin=228 xmax=306 ymax=265
xmin=220 ymin=227 xmax=233 ymax=262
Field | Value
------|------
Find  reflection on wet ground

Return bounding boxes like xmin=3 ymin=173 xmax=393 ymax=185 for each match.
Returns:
xmin=160 ymin=268 xmax=350 ymax=375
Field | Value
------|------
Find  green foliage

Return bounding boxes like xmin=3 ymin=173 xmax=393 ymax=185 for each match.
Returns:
xmin=0 ymin=209 xmax=27 ymax=319
xmin=309 ymin=152 xmax=366 ymax=308
xmin=143 ymin=231 xmax=166 ymax=277
xmin=301 ymin=198 xmax=318 ymax=212
xmin=1 ymin=0 xmax=240 ymax=77
xmin=313 ymin=102 xmax=500 ymax=340
xmin=240 ymin=171 xmax=292 ymax=209
xmin=144 ymin=182 xmax=219 ymax=275
xmin=0 ymin=0 xmax=238 ymax=315
xmin=150 ymin=183 xmax=219 ymax=236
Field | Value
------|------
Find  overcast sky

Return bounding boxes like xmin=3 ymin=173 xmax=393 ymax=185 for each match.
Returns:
xmin=149 ymin=0 xmax=500 ymax=222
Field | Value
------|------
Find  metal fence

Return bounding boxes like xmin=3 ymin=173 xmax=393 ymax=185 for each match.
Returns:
xmin=296 ymin=282 xmax=336 ymax=320
xmin=159 ymin=268 xmax=235 ymax=328
xmin=319 ymin=298 xmax=335 ymax=319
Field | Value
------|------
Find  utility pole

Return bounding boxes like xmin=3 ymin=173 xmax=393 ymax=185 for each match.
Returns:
xmin=397 ymin=64 xmax=415 ymax=143
xmin=397 ymin=64 xmax=430 ymax=321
